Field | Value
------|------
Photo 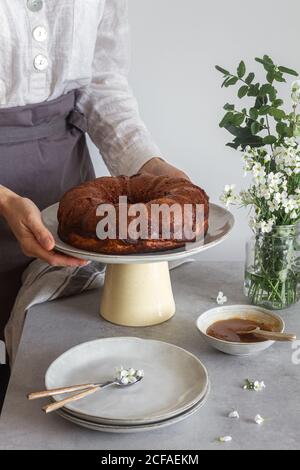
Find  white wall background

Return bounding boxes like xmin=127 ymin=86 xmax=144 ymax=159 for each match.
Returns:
xmin=89 ymin=0 xmax=300 ymax=261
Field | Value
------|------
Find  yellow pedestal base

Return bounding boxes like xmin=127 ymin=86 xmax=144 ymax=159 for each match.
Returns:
xmin=100 ymin=262 xmax=176 ymax=327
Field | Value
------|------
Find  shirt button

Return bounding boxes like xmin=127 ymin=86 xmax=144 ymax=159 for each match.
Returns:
xmin=27 ymin=0 xmax=43 ymax=12
xmin=32 ymin=26 xmax=48 ymax=42
xmin=34 ymin=54 xmax=48 ymax=71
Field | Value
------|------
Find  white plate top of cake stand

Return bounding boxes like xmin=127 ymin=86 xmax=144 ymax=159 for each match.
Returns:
xmin=42 ymin=203 xmax=234 ymax=265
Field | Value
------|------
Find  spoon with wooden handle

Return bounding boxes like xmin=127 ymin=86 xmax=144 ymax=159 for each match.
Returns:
xmin=237 ymin=327 xmax=297 ymax=342
xmin=28 ymin=383 xmax=102 ymax=400
xmin=42 ymin=376 xmax=143 ymax=414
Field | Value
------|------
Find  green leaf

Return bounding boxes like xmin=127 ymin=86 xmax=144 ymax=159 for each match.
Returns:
xmin=215 ymin=65 xmax=230 ymax=76
xmin=268 ymin=107 xmax=286 ymax=120
xmin=237 ymin=61 xmax=246 ymax=78
xmin=238 ymin=85 xmax=248 ymax=98
xmin=251 ymin=121 xmax=261 ymax=135
xmin=255 ymin=57 xmax=274 ymax=73
xmin=221 ymin=77 xmax=231 ymax=87
xmin=258 ymin=105 xmax=270 ymax=115
xmin=254 ymin=96 xmax=264 ymax=109
xmin=224 ymin=76 xmax=238 ymax=87
xmin=232 ymin=113 xmax=245 ymax=126
xmin=255 ymin=57 xmax=264 ymax=65
xmin=225 ymin=128 xmax=264 ymax=148
xmin=219 ymin=111 xmax=234 ymax=128
xmin=263 ymin=55 xmax=274 ymax=65
xmin=263 ymin=135 xmax=277 ymax=145
xmin=274 ymin=72 xmax=286 ymax=83
xmin=278 ymin=66 xmax=298 ymax=77
xmin=223 ymin=103 xmax=235 ymax=111
xmin=273 ymin=99 xmax=284 ymax=107
xmin=249 ymin=108 xmax=259 ymax=120
xmin=266 ymin=71 xmax=275 ymax=83
xmin=245 ymin=72 xmax=255 ymax=85
xmin=276 ymin=122 xmax=288 ymax=136
xmin=226 ymin=142 xmax=240 ymax=149
xmin=259 ymin=84 xmax=277 ymax=100
xmin=247 ymin=83 xmax=260 ymax=96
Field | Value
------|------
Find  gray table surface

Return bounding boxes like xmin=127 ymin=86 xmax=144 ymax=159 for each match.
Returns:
xmin=0 ymin=260 xmax=300 ymax=450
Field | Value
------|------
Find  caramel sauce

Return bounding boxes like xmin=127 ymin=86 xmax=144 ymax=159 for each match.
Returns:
xmin=206 ymin=318 xmax=274 ymax=343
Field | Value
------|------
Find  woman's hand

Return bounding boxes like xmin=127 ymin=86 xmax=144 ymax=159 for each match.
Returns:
xmin=0 ymin=188 xmax=87 ymax=267
xmin=139 ymin=157 xmax=190 ymax=180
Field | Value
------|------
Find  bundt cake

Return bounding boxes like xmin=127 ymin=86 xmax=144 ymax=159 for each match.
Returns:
xmin=57 ymin=174 xmax=209 ymax=254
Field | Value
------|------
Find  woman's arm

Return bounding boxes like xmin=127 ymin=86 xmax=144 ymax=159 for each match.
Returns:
xmin=77 ymin=0 xmax=162 ymax=177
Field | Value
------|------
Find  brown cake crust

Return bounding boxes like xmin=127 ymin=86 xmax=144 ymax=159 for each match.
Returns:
xmin=57 ymin=174 xmax=209 ymax=254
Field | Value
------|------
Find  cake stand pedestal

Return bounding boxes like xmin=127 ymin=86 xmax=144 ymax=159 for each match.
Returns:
xmin=42 ymin=203 xmax=234 ymax=328
xmin=100 ymin=262 xmax=175 ymax=326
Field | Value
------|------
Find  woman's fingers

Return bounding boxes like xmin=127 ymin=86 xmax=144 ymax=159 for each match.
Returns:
xmin=27 ymin=213 xmax=55 ymax=251
xmin=22 ymin=237 xmax=88 ymax=267
xmin=139 ymin=158 xmax=190 ymax=180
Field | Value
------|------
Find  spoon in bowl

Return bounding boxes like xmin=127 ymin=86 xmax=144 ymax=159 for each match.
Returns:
xmin=236 ymin=327 xmax=296 ymax=342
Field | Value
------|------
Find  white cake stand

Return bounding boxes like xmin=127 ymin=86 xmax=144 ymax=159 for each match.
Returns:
xmin=42 ymin=203 xmax=234 ymax=327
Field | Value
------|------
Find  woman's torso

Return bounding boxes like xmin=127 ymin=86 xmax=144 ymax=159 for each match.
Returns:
xmin=0 ymin=0 xmax=105 ymax=108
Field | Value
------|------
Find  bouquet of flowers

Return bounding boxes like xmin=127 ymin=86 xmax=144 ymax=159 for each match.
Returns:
xmin=216 ymin=55 xmax=300 ymax=309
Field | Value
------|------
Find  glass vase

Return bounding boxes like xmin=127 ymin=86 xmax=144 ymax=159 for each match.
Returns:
xmin=244 ymin=225 xmax=300 ymax=310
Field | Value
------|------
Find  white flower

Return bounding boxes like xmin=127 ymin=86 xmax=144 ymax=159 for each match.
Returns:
xmin=243 ymin=379 xmax=266 ymax=391
xmin=228 ymin=410 xmax=240 ymax=419
xmin=220 ymin=184 xmax=238 ymax=207
xmin=254 ymin=414 xmax=265 ymax=425
xmin=224 ymin=184 xmax=235 ymax=193
xmin=267 ymin=200 xmax=277 ymax=213
xmin=216 ymin=291 xmax=227 ymax=305
xmin=282 ymin=196 xmax=299 ymax=214
xmin=267 ymin=172 xmax=285 ymax=192
xmin=291 ymin=80 xmax=300 ymax=104
xmin=218 ymin=436 xmax=232 ymax=443
xmin=261 ymin=219 xmax=275 ymax=233
xmin=274 ymin=144 xmax=300 ymax=176
xmin=257 ymin=184 xmax=271 ymax=200
xmin=290 ymin=210 xmax=299 ymax=219
xmin=249 ymin=215 xmax=275 ymax=234
xmin=284 ymin=137 xmax=297 ymax=147
xmin=252 ymin=163 xmax=266 ymax=185
xmin=242 ymin=147 xmax=260 ymax=174
xmin=115 ymin=366 xmax=144 ymax=385
xmin=254 ymin=380 xmax=266 ymax=391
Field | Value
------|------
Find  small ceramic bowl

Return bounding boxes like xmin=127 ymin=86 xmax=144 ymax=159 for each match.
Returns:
xmin=196 ymin=305 xmax=285 ymax=356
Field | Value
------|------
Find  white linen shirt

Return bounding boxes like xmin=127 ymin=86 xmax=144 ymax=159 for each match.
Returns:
xmin=0 ymin=0 xmax=161 ymax=176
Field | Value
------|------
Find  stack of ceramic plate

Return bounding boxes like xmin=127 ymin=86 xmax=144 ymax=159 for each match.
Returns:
xmin=45 ymin=337 xmax=210 ymax=433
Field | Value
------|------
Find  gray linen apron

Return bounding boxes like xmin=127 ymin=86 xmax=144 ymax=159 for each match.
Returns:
xmin=0 ymin=91 xmax=95 ymax=341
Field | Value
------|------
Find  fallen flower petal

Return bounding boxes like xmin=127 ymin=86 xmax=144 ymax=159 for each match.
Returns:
xmin=218 ymin=436 xmax=232 ymax=443
xmin=254 ymin=414 xmax=264 ymax=425
xmin=217 ymin=291 xmax=227 ymax=305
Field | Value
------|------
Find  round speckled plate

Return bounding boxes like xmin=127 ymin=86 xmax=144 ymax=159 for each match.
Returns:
xmin=45 ymin=337 xmax=209 ymax=425
xmin=42 ymin=202 xmax=234 ymax=264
